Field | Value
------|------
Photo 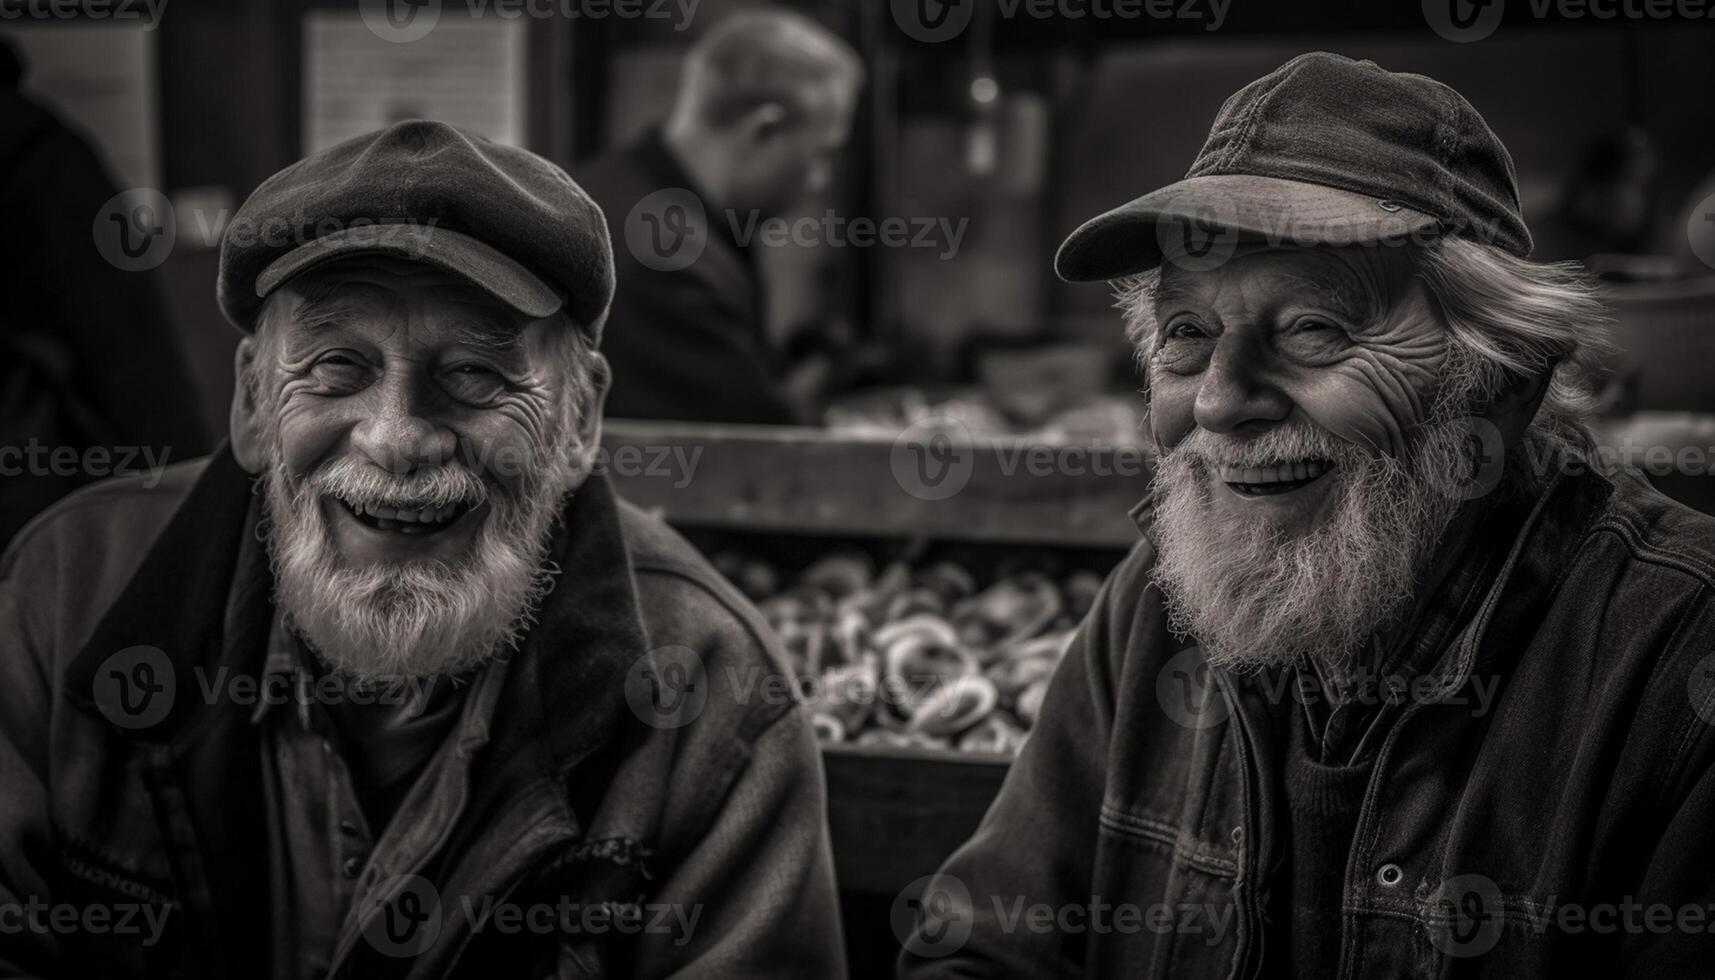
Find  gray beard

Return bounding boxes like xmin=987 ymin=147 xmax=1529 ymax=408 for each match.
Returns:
xmin=1147 ymin=403 xmax=1479 ymax=676
xmin=260 ymin=442 xmax=578 ymax=686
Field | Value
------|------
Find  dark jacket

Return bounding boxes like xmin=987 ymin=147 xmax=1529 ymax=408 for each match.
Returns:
xmin=0 ymin=450 xmax=843 ymax=979
xmin=0 ymin=41 xmax=209 ymax=547
xmin=575 ymin=130 xmax=796 ymax=426
xmin=901 ymin=460 xmax=1715 ymax=978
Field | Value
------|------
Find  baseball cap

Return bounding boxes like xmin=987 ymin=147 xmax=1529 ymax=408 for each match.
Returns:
xmin=218 ymin=121 xmax=616 ymax=343
xmin=1054 ymin=52 xmax=1533 ymax=281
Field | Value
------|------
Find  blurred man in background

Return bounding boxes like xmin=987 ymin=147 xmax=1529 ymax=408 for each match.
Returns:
xmin=578 ymin=9 xmax=864 ymax=425
xmin=0 ymin=37 xmax=209 ymax=547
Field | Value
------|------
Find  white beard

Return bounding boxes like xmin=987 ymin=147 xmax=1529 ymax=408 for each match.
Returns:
xmin=260 ymin=439 xmax=579 ymax=686
xmin=1147 ymin=405 xmax=1477 ymax=675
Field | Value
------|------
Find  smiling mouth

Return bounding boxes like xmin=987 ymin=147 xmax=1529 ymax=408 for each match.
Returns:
xmin=334 ymin=497 xmax=473 ymax=535
xmin=1218 ymin=459 xmax=1335 ymax=497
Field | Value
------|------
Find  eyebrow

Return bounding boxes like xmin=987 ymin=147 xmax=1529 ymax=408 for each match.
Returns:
xmin=1277 ymin=271 xmax=1376 ymax=322
xmin=286 ymin=289 xmax=526 ymax=354
xmin=289 ymin=296 xmax=365 ymax=335
xmin=445 ymin=318 xmax=526 ymax=355
xmin=1153 ymin=268 xmax=1378 ymax=325
xmin=1151 ymin=276 xmax=1202 ymax=315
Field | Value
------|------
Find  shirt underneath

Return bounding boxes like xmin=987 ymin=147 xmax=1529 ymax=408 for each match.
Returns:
xmin=253 ymin=613 xmax=505 ymax=980
xmin=1263 ymin=501 xmax=1510 ymax=978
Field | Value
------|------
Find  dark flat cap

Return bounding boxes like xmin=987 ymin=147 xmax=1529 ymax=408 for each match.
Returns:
xmin=1056 ymin=52 xmax=1532 ymax=281
xmin=218 ymin=121 xmax=615 ymax=343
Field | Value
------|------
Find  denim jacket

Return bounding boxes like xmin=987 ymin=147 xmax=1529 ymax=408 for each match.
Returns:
xmin=0 ymin=450 xmax=844 ymax=979
xmin=902 ymin=463 xmax=1715 ymax=979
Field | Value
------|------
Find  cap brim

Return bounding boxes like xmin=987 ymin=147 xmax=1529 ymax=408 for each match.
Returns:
xmin=1054 ymin=175 xmax=1441 ymax=281
xmin=255 ymin=224 xmax=564 ymax=319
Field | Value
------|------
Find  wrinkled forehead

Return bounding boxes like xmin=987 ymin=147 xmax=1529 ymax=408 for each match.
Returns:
xmin=1154 ymin=241 xmax=1424 ymax=324
xmin=264 ymin=257 xmax=528 ymax=348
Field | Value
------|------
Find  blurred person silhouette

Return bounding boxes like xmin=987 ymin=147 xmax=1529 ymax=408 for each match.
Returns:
xmin=1532 ymin=126 xmax=1660 ymax=264
xmin=0 ymin=37 xmax=208 ymax=546
xmin=577 ymin=9 xmax=864 ymax=425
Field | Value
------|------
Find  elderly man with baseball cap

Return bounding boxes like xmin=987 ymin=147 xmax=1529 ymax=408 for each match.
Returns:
xmin=902 ymin=54 xmax=1715 ymax=978
xmin=0 ymin=121 xmax=843 ymax=978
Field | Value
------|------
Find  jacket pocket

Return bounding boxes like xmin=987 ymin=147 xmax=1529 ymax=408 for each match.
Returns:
xmin=1091 ymin=803 xmax=1245 ymax=980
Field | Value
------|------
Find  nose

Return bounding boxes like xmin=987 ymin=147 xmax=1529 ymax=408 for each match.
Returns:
xmin=1193 ymin=333 xmax=1292 ymax=436
xmin=348 ymin=370 xmax=456 ymax=474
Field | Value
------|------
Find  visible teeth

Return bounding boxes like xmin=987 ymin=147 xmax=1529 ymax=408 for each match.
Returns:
xmin=1218 ymin=459 xmax=1334 ymax=485
xmin=341 ymin=497 xmax=468 ymax=529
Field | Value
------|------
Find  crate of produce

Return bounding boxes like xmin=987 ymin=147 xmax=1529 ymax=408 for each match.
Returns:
xmin=600 ymin=420 xmax=1145 ymax=899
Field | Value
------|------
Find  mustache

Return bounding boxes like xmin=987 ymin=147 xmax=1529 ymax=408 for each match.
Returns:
xmin=1163 ymin=421 xmax=1356 ymax=470
xmin=307 ymin=456 xmax=490 ymax=512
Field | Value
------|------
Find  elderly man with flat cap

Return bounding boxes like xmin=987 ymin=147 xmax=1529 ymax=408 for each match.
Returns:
xmin=901 ymin=54 xmax=1715 ymax=978
xmin=0 ymin=121 xmax=843 ymax=979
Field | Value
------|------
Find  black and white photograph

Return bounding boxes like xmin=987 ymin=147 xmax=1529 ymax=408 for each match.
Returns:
xmin=2 ymin=0 xmax=1714 ymax=976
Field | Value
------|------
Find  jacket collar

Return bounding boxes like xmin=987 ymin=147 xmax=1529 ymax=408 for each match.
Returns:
xmin=64 ymin=445 xmax=270 ymax=742
xmin=1446 ymin=459 xmax=1615 ymax=680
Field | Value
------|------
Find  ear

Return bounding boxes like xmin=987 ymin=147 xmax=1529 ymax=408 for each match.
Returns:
xmin=738 ymin=101 xmax=790 ymax=144
xmin=229 ymin=335 xmax=267 ymax=474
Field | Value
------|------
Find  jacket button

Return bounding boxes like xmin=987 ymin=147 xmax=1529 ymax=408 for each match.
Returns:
xmin=1376 ymin=863 xmax=1405 ymax=887
xmin=343 ymin=857 xmax=363 ymax=878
